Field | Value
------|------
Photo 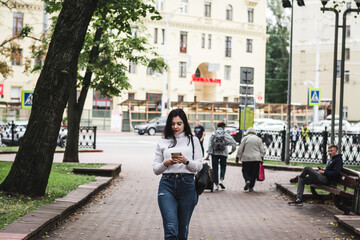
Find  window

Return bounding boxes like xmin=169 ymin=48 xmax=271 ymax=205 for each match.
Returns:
xmin=181 ymin=0 xmax=188 ymax=14
xmin=146 ymin=66 xmax=154 ymax=75
xmin=131 ymin=27 xmax=138 ymax=38
xmin=246 ymin=39 xmax=253 ymax=53
xmin=345 ymin=48 xmax=350 ymax=60
xmin=347 ymin=2 xmax=351 ymax=9
xmin=208 ymin=34 xmax=212 ymax=49
xmin=204 ymin=2 xmax=211 ymax=17
xmin=129 ymin=61 xmax=136 ymax=74
xmin=93 ymin=91 xmax=112 ymax=110
xmin=224 ymin=65 xmax=231 ymax=80
xmin=154 ymin=28 xmax=158 ymax=44
xmin=223 ymin=97 xmax=228 ymax=102
xmin=13 ymin=12 xmax=23 ymax=37
xmin=128 ymin=93 xmax=135 ymax=100
xmin=178 ymin=95 xmax=184 ymax=102
xmin=146 ymin=93 xmax=162 ymax=101
xmin=161 ymin=29 xmax=165 ymax=44
xmin=343 ymin=106 xmax=348 ymax=119
xmin=201 ymin=33 xmax=205 ymax=48
xmin=225 ymin=36 xmax=232 ymax=57
xmin=234 ymin=97 xmax=239 ymax=103
xmin=11 ymin=48 xmax=22 ymax=66
xmin=300 ymin=50 xmax=306 ymax=63
xmin=226 ymin=5 xmax=233 ymax=20
xmin=156 ymin=0 xmax=163 ymax=11
xmin=10 ymin=87 xmax=20 ymax=103
xmin=248 ymin=8 xmax=254 ymax=23
xmin=180 ymin=31 xmax=187 ymax=53
xmin=345 ymin=71 xmax=350 ymax=83
xmin=179 ymin=61 xmax=187 ymax=78
xmin=346 ymin=26 xmax=351 ymax=37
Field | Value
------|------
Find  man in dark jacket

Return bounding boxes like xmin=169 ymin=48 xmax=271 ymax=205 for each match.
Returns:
xmin=288 ymin=144 xmax=343 ymax=206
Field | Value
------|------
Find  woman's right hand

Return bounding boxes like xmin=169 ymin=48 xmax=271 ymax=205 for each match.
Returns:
xmin=163 ymin=158 xmax=176 ymax=167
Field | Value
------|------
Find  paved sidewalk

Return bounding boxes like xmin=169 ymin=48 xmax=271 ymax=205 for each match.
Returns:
xmin=45 ymin=164 xmax=356 ymax=240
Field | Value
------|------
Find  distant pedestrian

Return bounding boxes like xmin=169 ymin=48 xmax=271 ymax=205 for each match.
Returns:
xmin=236 ymin=127 xmax=265 ymax=192
xmin=153 ymin=108 xmax=203 ymax=240
xmin=288 ymin=144 xmax=343 ymax=206
xmin=301 ymin=124 xmax=310 ymax=152
xmin=194 ymin=120 xmax=205 ymax=157
xmin=290 ymin=125 xmax=299 ymax=152
xmin=206 ymin=121 xmax=236 ymax=191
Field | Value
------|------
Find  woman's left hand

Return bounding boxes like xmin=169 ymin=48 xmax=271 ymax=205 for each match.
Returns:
xmin=172 ymin=153 xmax=187 ymax=164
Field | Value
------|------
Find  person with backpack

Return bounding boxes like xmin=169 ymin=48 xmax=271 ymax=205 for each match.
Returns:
xmin=206 ymin=121 xmax=237 ymax=191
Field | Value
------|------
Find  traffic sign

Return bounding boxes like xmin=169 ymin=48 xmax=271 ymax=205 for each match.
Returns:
xmin=21 ymin=90 xmax=34 ymax=109
xmin=308 ymin=88 xmax=321 ymax=106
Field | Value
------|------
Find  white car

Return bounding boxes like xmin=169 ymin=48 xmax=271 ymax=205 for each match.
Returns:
xmin=253 ymin=118 xmax=273 ymax=131
xmin=349 ymin=121 xmax=360 ymax=134
xmin=308 ymin=120 xmax=351 ymax=133
xmin=257 ymin=119 xmax=286 ymax=131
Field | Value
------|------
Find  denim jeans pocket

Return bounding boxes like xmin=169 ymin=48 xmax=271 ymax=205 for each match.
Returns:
xmin=181 ymin=176 xmax=195 ymax=185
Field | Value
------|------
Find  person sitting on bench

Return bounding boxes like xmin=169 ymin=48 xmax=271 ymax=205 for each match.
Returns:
xmin=288 ymin=144 xmax=343 ymax=206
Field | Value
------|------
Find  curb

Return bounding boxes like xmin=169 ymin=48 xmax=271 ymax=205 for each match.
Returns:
xmin=334 ymin=215 xmax=360 ymax=236
xmin=0 ymin=164 xmax=121 ymax=240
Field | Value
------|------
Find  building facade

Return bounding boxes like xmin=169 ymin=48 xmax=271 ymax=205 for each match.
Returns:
xmin=115 ymin=0 xmax=267 ymax=111
xmin=292 ymin=0 xmax=360 ymax=121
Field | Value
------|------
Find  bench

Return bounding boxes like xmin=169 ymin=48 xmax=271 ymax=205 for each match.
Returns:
xmin=310 ymin=167 xmax=360 ymax=215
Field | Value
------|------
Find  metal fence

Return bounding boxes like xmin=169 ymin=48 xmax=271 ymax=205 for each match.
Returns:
xmin=0 ymin=122 xmax=97 ymax=149
xmin=260 ymin=129 xmax=360 ymax=165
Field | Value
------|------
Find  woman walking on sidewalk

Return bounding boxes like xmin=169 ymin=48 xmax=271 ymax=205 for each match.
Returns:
xmin=153 ymin=109 xmax=203 ymax=240
xmin=236 ymin=127 xmax=265 ymax=192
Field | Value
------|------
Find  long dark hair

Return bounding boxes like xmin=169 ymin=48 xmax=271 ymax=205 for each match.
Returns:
xmin=163 ymin=108 xmax=193 ymax=148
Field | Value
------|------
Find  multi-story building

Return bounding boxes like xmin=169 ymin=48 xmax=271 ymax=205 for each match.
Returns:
xmin=0 ymin=0 xmax=267 ymax=129
xmin=292 ymin=1 xmax=360 ymax=121
xmin=116 ymin=0 xmax=267 ymax=108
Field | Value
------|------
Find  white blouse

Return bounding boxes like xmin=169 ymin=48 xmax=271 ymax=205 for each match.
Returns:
xmin=153 ymin=132 xmax=203 ymax=175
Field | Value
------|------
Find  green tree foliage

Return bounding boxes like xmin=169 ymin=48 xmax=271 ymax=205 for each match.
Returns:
xmin=265 ymin=0 xmax=290 ymax=103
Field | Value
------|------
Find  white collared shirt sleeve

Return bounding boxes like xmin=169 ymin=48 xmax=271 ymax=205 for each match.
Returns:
xmin=153 ymin=142 xmax=167 ymax=175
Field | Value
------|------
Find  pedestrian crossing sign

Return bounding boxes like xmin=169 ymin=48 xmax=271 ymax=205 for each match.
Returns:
xmin=21 ymin=90 xmax=34 ymax=109
xmin=308 ymin=88 xmax=321 ymax=106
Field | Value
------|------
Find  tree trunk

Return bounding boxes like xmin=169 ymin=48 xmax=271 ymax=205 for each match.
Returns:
xmin=0 ymin=0 xmax=98 ymax=197
xmin=63 ymin=86 xmax=80 ymax=162
xmin=63 ymin=25 xmax=104 ymax=163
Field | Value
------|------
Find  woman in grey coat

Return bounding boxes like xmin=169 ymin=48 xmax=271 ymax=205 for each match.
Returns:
xmin=236 ymin=127 xmax=265 ymax=192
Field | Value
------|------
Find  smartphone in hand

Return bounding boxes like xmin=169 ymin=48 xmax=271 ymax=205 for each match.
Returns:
xmin=171 ymin=152 xmax=182 ymax=157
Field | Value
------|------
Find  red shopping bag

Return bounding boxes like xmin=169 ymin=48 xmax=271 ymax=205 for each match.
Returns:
xmin=257 ymin=164 xmax=265 ymax=181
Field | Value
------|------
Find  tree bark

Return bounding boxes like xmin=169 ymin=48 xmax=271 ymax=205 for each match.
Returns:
xmin=63 ymin=26 xmax=104 ymax=163
xmin=0 ymin=0 xmax=98 ymax=196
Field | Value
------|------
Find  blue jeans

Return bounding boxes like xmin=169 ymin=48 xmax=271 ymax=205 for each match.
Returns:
xmin=158 ymin=174 xmax=198 ymax=240
xmin=211 ymin=155 xmax=227 ymax=185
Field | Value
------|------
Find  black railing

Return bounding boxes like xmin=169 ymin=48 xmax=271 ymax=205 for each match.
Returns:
xmin=259 ymin=129 xmax=360 ymax=165
xmin=0 ymin=123 xmax=97 ymax=149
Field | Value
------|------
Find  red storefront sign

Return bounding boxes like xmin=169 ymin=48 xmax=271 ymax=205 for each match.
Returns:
xmin=190 ymin=74 xmax=221 ymax=86
xmin=0 ymin=84 xmax=3 ymax=95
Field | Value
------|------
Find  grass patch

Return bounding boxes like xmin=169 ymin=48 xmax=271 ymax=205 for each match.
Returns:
xmin=0 ymin=161 xmax=105 ymax=229
xmin=228 ymin=158 xmax=360 ymax=172
xmin=0 ymin=146 xmax=19 ymax=151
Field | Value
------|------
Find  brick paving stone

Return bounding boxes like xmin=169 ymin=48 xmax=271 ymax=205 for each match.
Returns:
xmin=46 ymin=166 xmax=357 ymax=240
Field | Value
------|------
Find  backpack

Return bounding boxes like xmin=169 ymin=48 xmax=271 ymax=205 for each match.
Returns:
xmin=212 ymin=131 xmax=226 ymax=151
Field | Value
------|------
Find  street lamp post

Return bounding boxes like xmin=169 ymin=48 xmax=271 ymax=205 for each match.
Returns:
xmin=320 ymin=0 xmax=360 ymax=152
xmin=282 ymin=0 xmax=305 ymax=164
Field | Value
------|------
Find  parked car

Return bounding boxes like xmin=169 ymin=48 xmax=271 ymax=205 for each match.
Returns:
xmin=348 ymin=121 xmax=360 ymax=134
xmin=0 ymin=121 xmax=28 ymax=146
xmin=225 ymin=124 xmax=239 ymax=134
xmin=253 ymin=118 xmax=273 ymax=130
xmin=257 ymin=119 xmax=286 ymax=131
xmin=134 ymin=117 xmax=167 ymax=135
xmin=308 ymin=120 xmax=351 ymax=133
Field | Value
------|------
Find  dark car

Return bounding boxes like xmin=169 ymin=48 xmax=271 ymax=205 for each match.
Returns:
xmin=134 ymin=117 xmax=167 ymax=135
xmin=230 ymin=128 xmax=243 ymax=144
